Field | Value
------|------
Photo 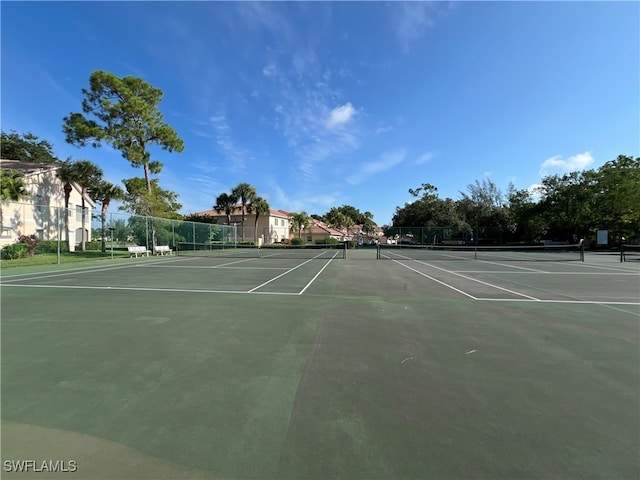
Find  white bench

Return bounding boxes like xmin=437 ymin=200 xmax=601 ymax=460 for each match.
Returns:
xmin=128 ymin=246 xmax=150 ymax=258
xmin=154 ymin=245 xmax=173 ymax=256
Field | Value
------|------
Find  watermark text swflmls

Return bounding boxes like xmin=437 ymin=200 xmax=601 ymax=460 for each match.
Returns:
xmin=3 ymin=460 xmax=78 ymax=473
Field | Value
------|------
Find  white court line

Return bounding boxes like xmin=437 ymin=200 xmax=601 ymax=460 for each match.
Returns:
xmin=247 ymin=252 xmax=329 ymax=293
xmin=0 ymin=263 xmax=143 ymax=283
xmin=411 ymin=260 xmax=541 ymax=301
xmin=133 ymin=264 xmax=288 ymax=270
xmin=392 ymin=260 xmax=478 ymax=300
xmin=571 ymin=261 xmax=640 ymax=273
xmin=451 ymin=271 xmax=640 ymax=276
xmin=0 ymin=283 xmax=300 ymax=295
xmin=474 ymin=297 xmax=640 ymax=305
xmin=475 ymin=259 xmax=547 ymax=272
xmin=298 ymin=254 xmax=337 ymax=295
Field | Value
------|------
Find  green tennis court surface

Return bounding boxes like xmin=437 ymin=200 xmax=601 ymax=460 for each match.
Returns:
xmin=2 ymin=250 xmax=638 ymax=479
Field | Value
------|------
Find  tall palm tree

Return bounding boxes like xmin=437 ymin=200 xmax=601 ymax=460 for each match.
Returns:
xmin=342 ymin=215 xmax=355 ymax=241
xmin=250 ymin=196 xmax=270 ymax=243
xmin=56 ymin=160 xmax=77 ymax=246
xmin=72 ymin=160 xmax=103 ymax=251
xmin=91 ymin=180 xmax=125 ymax=252
xmin=214 ymin=192 xmax=238 ymax=225
xmin=290 ymin=211 xmax=311 ymax=240
xmin=231 ymin=182 xmax=256 ymax=241
xmin=0 ymin=169 xmax=29 ymax=233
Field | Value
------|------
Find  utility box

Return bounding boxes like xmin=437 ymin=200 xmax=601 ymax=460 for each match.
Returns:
xmin=596 ymin=230 xmax=608 ymax=246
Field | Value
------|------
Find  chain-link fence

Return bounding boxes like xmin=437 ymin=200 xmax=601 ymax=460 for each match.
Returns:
xmin=382 ymin=226 xmax=517 ymax=246
xmin=0 ymin=203 xmax=238 ymax=262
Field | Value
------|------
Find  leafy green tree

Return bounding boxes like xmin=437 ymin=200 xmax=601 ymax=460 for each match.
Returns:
xmin=251 ymin=196 xmax=270 ymax=241
xmin=290 ymin=211 xmax=311 ymax=240
xmin=361 ymin=211 xmax=377 ymax=235
xmin=1 ymin=131 xmax=59 ymax=164
xmin=0 ymin=169 xmax=29 ymax=233
xmin=231 ymin=182 xmax=256 ymax=240
xmin=120 ymin=177 xmax=182 ymax=219
xmin=393 ymin=184 xmax=464 ymax=231
xmin=507 ymin=186 xmax=548 ymax=243
xmin=63 ymin=70 xmax=184 ymax=198
xmin=537 ymin=171 xmax=596 ymax=242
xmin=91 ymin=180 xmax=125 ymax=252
xmin=457 ymin=179 xmax=511 ymax=229
xmin=214 ymin=192 xmax=238 ymax=225
xmin=106 ymin=218 xmax=131 ymax=246
xmin=590 ymin=155 xmax=640 ymax=241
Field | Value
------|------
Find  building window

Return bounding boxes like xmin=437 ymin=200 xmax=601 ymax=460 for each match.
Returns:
xmin=75 ymin=205 xmax=84 ymax=222
xmin=35 ymin=195 xmax=45 ymax=216
xmin=307 ymin=234 xmax=312 ymax=242
xmin=35 ymin=229 xmax=44 ymax=240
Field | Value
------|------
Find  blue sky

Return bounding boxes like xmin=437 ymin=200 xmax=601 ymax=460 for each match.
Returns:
xmin=2 ymin=1 xmax=638 ymax=225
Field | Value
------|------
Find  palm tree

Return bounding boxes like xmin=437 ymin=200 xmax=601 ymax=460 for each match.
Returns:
xmin=290 ymin=211 xmax=311 ymax=240
xmin=214 ymin=192 xmax=238 ymax=225
xmin=250 ymin=196 xmax=270 ymax=243
xmin=72 ymin=160 xmax=103 ymax=251
xmin=0 ymin=169 xmax=29 ymax=233
xmin=91 ymin=180 xmax=125 ymax=252
xmin=231 ymin=182 xmax=256 ymax=241
xmin=342 ymin=215 xmax=355 ymax=241
xmin=56 ymin=159 xmax=77 ymax=247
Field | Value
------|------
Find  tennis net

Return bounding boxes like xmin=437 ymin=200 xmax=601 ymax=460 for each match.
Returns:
xmin=621 ymin=244 xmax=640 ymax=262
xmin=377 ymin=243 xmax=584 ymax=262
xmin=177 ymin=242 xmax=346 ymax=259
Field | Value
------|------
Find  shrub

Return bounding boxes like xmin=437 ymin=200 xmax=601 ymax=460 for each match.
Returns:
xmin=291 ymin=237 xmax=305 ymax=245
xmin=315 ymin=237 xmax=339 ymax=245
xmin=17 ymin=234 xmax=39 ymax=257
xmin=84 ymin=241 xmax=102 ymax=251
xmin=1 ymin=243 xmax=27 ymax=260
xmin=36 ymin=240 xmax=69 ymax=254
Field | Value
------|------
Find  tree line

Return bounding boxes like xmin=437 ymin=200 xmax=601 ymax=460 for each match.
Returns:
xmin=391 ymin=155 xmax=639 ymax=246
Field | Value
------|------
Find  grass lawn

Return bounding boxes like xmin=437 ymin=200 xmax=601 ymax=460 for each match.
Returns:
xmin=1 ymin=250 xmax=131 ymax=268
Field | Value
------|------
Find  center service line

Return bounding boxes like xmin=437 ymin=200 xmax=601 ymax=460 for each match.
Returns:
xmin=247 ymin=252 xmax=328 ymax=293
xmin=298 ymin=253 xmax=338 ymax=295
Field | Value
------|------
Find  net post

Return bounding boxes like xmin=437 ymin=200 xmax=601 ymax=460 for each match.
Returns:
xmin=620 ymin=239 xmax=625 ymax=263
xmin=376 ymin=244 xmax=380 ymax=260
xmin=342 ymin=241 xmax=347 ymax=259
xmin=579 ymin=238 xmax=585 ymax=262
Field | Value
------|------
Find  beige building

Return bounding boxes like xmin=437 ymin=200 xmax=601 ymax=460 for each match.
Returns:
xmin=196 ymin=206 xmax=292 ymax=244
xmin=1 ymin=159 xmax=95 ymax=251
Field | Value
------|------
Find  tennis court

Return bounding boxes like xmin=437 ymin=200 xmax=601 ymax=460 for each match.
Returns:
xmin=2 ymin=246 xmax=638 ymax=479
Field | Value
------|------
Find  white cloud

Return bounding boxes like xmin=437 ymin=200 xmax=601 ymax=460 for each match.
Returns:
xmin=376 ymin=123 xmax=393 ymax=135
xmin=538 ymin=151 xmax=594 ymax=177
xmin=483 ymin=171 xmax=492 ymax=177
xmin=527 ymin=183 xmax=543 ymax=202
xmin=346 ymin=149 xmax=406 ymax=185
xmin=262 ymin=64 xmax=276 ymax=77
xmin=202 ymin=112 xmax=249 ymax=172
xmin=393 ymin=3 xmax=434 ymax=54
xmin=326 ymin=103 xmax=356 ymax=129
xmin=414 ymin=152 xmax=435 ymax=165
xmin=271 ymin=184 xmax=340 ymax=214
